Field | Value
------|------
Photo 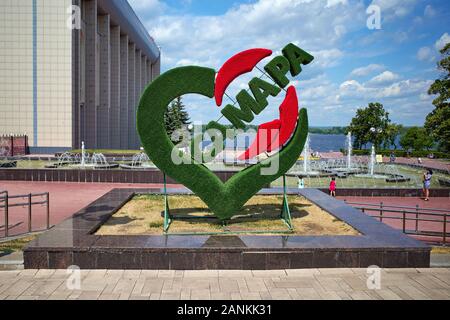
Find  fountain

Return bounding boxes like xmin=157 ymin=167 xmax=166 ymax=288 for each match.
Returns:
xmin=295 ymin=134 xmax=321 ymax=177
xmin=45 ymin=142 xmax=118 ymax=169
xmin=73 ymin=150 xmax=118 ymax=170
xmin=369 ymin=145 xmax=375 ymax=176
xmin=354 ymin=146 xmax=389 ymax=179
xmin=303 ymin=134 xmax=310 ymax=173
xmin=347 ymin=132 xmax=352 ymax=170
xmin=81 ymin=141 xmax=86 ymax=167
xmin=120 ymin=151 xmax=156 ymax=170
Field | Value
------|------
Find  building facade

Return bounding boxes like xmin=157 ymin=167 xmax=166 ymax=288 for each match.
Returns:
xmin=0 ymin=0 xmax=161 ymax=153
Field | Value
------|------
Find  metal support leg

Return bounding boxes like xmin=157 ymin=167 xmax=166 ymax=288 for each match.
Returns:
xmin=28 ymin=193 xmax=32 ymax=233
xmin=163 ymin=173 xmax=172 ymax=233
xmin=280 ymin=175 xmax=293 ymax=230
xmin=4 ymin=192 xmax=8 ymax=238
xmin=46 ymin=192 xmax=50 ymax=229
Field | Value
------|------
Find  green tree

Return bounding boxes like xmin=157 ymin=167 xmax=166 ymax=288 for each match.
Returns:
xmin=164 ymin=96 xmax=191 ymax=143
xmin=346 ymin=102 xmax=392 ymax=149
xmin=399 ymin=127 xmax=434 ymax=151
xmin=383 ymin=124 xmax=403 ymax=149
xmin=425 ymin=42 xmax=450 ymax=152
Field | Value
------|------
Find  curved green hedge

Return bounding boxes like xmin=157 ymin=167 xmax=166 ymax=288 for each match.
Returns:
xmin=137 ymin=66 xmax=309 ymax=221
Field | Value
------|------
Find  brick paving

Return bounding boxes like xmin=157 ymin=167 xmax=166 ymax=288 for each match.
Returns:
xmin=0 ymin=181 xmax=182 ymax=237
xmin=339 ymin=196 xmax=450 ymax=243
xmin=1 ymin=181 xmax=448 ymax=239
xmin=0 ymin=268 xmax=448 ymax=300
xmin=388 ymin=157 xmax=450 ymax=172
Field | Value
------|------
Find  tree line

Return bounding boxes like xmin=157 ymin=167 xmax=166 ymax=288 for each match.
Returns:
xmin=346 ymin=42 xmax=449 ymax=154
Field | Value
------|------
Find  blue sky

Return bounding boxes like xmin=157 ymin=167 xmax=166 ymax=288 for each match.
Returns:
xmin=129 ymin=0 xmax=450 ymax=127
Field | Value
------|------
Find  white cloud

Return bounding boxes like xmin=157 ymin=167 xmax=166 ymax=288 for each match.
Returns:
xmin=145 ymin=0 xmax=365 ymax=72
xmin=368 ymin=71 xmax=400 ymax=85
xmin=128 ymin=0 xmax=166 ymax=19
xmin=340 ymin=78 xmax=431 ymax=99
xmin=130 ymin=0 xmax=438 ymax=126
xmin=326 ymin=0 xmax=348 ymax=8
xmin=350 ymin=64 xmax=385 ymax=77
xmin=424 ymin=5 xmax=436 ymax=18
xmin=311 ymin=49 xmax=344 ymax=68
xmin=417 ymin=46 xmax=433 ymax=61
xmin=435 ymin=32 xmax=450 ymax=51
xmin=370 ymin=0 xmax=419 ymax=19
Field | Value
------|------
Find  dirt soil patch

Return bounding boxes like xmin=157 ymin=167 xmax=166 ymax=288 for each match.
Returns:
xmin=96 ymin=195 xmax=360 ymax=236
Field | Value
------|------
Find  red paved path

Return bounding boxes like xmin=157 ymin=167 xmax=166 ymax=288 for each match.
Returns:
xmin=0 ymin=181 xmax=182 ymax=237
xmin=338 ymin=196 xmax=450 ymax=244
xmin=1 ymin=181 xmax=448 ymax=243
xmin=387 ymin=157 xmax=450 ymax=172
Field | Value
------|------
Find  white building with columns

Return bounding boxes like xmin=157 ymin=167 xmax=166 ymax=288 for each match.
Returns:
xmin=0 ymin=0 xmax=161 ymax=153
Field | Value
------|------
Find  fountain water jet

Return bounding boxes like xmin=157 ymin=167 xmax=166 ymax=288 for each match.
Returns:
xmin=369 ymin=145 xmax=375 ymax=176
xmin=81 ymin=141 xmax=86 ymax=167
xmin=120 ymin=152 xmax=155 ymax=170
xmin=303 ymin=134 xmax=310 ymax=174
xmin=347 ymin=132 xmax=352 ymax=169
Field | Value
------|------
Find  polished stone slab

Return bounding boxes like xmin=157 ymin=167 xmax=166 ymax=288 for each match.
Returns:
xmin=24 ymin=188 xmax=431 ymax=270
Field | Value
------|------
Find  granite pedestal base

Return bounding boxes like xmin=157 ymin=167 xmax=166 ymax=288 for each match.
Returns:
xmin=24 ymin=188 xmax=430 ymax=270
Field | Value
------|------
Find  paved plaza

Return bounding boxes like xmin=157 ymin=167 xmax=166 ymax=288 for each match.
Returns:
xmin=0 ymin=268 xmax=449 ymax=300
xmin=1 ymin=181 xmax=448 ymax=238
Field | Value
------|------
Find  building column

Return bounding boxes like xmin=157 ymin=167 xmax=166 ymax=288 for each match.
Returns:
xmin=152 ymin=55 xmax=161 ymax=81
xmin=146 ymin=58 xmax=152 ymax=82
xmin=120 ymin=35 xmax=129 ymax=150
xmin=142 ymin=56 xmax=148 ymax=87
xmin=84 ymin=0 xmax=98 ymax=148
xmin=109 ymin=25 xmax=120 ymax=149
xmin=72 ymin=0 xmax=81 ymax=150
xmin=138 ymin=54 xmax=147 ymax=147
xmin=97 ymin=14 xmax=111 ymax=149
xmin=127 ymin=43 xmax=136 ymax=149
xmin=134 ymin=49 xmax=142 ymax=149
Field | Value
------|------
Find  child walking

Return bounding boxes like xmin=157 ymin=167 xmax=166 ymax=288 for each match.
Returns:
xmin=329 ymin=177 xmax=336 ymax=197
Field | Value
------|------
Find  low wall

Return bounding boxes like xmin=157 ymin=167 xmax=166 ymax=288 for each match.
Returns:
xmin=318 ymin=188 xmax=450 ymax=197
xmin=0 ymin=168 xmax=236 ymax=184
xmin=0 ymin=168 xmax=448 ymax=197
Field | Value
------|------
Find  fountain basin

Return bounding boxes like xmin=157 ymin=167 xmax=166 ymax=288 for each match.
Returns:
xmin=385 ymin=175 xmax=411 ymax=183
xmin=295 ymin=171 xmax=324 ymax=178
xmin=45 ymin=161 xmax=78 ymax=169
xmin=354 ymin=173 xmax=390 ymax=179
xmin=119 ymin=163 xmax=156 ymax=170
xmin=67 ymin=163 xmax=120 ymax=170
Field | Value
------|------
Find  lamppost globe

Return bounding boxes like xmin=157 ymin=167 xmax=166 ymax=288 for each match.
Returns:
xmin=188 ymin=124 xmax=194 ymax=131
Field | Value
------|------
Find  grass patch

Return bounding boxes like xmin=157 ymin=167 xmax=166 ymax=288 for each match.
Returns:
xmin=0 ymin=235 xmax=38 ymax=254
xmin=97 ymin=194 xmax=360 ymax=236
xmin=432 ymin=246 xmax=450 ymax=254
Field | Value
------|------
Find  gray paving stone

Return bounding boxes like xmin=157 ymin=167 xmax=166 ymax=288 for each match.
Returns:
xmin=0 ymin=268 xmax=448 ymax=300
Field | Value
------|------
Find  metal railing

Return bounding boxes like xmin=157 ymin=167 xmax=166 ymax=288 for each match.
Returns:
xmin=344 ymin=200 xmax=449 ymax=245
xmin=0 ymin=190 xmax=50 ymax=239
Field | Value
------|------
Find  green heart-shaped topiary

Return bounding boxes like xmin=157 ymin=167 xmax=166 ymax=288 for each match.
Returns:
xmin=137 ymin=66 xmax=308 ymax=221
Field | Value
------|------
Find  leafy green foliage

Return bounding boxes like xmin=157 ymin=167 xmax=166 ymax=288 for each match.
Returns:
xmin=425 ymin=42 xmax=450 ymax=152
xmin=137 ymin=66 xmax=308 ymax=221
xmin=347 ymin=149 xmax=448 ymax=158
xmin=399 ymin=127 xmax=434 ymax=151
xmin=383 ymin=124 xmax=403 ymax=149
xmin=346 ymin=102 xmax=393 ymax=149
xmin=164 ymin=96 xmax=191 ymax=143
